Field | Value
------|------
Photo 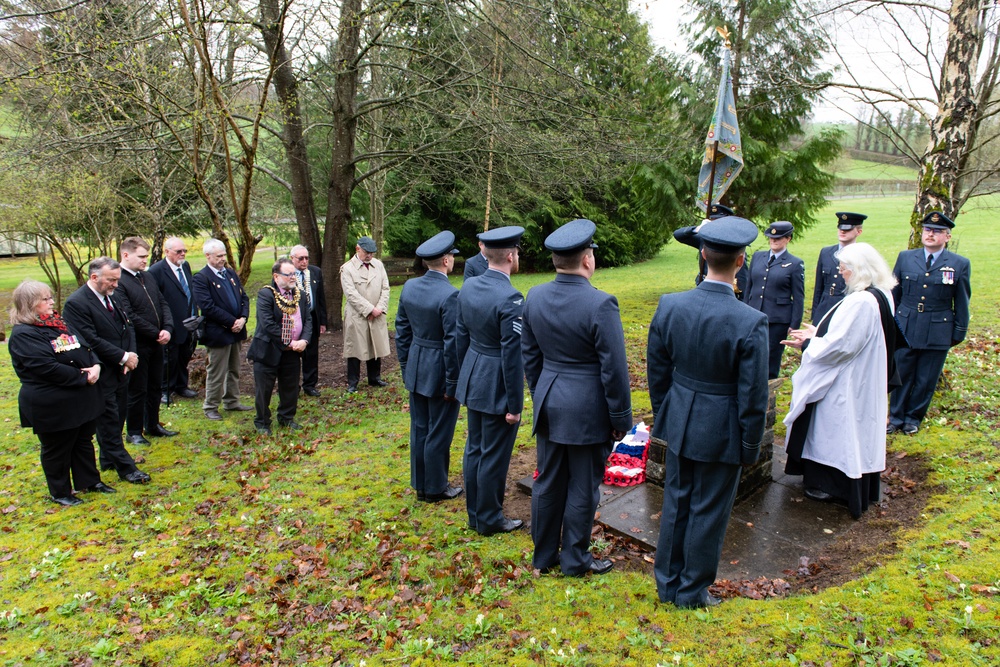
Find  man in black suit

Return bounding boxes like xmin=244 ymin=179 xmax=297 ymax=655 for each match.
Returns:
xmin=63 ymin=257 xmax=151 ymax=484
xmin=247 ymin=258 xmax=312 ymax=435
xmin=118 ymin=236 xmax=178 ymax=445
xmin=289 ymin=245 xmax=328 ymax=396
xmin=148 ymin=237 xmax=199 ymax=402
xmin=191 ymin=239 xmax=252 ymax=421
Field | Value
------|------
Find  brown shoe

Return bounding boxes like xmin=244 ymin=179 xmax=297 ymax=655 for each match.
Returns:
xmin=204 ymin=409 xmax=223 ymax=420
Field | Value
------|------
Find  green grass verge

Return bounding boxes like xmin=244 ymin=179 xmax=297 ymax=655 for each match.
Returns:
xmin=831 ymin=157 xmax=918 ymax=181
xmin=0 ymin=197 xmax=997 ymax=665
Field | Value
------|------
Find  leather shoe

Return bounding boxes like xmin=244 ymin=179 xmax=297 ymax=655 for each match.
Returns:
xmin=176 ymin=388 xmax=198 ymax=398
xmin=256 ymin=427 xmax=272 ymax=436
xmin=225 ymin=404 xmax=254 ymax=412
xmin=303 ymin=387 xmax=321 ymax=397
xmin=678 ymin=594 xmax=722 ymax=609
xmin=422 ymin=485 xmax=463 ymax=502
xmin=119 ymin=470 xmax=151 ymax=484
xmin=369 ymin=378 xmax=389 ymax=387
xmin=279 ymin=421 xmax=303 ymax=430
xmin=126 ymin=434 xmax=151 ymax=446
xmin=85 ymin=482 xmax=117 ymax=494
xmin=804 ymin=487 xmax=835 ymax=502
xmin=204 ymin=409 xmax=223 ymax=421
xmin=886 ymin=424 xmax=900 ymax=434
xmin=347 ymin=384 xmax=358 ymax=394
xmin=160 ymin=392 xmax=169 ymax=404
xmin=146 ymin=426 xmax=179 ymax=438
xmin=902 ymin=424 xmax=919 ymax=435
xmin=587 ymin=558 xmax=614 ymax=575
xmin=51 ymin=496 xmax=84 ymax=506
xmin=480 ymin=517 xmax=524 ymax=536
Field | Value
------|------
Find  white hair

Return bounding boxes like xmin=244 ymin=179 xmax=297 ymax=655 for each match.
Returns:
xmin=203 ymin=238 xmax=225 ymax=255
xmin=837 ymin=242 xmax=897 ymax=294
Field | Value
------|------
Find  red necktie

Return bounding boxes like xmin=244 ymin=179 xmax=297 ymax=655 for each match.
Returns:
xmin=104 ymin=296 xmax=113 ymax=313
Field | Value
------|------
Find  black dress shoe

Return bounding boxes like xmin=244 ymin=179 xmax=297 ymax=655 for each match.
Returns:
xmin=85 ymin=482 xmax=117 ymax=494
xmin=804 ymin=487 xmax=836 ymax=502
xmin=303 ymin=387 xmax=321 ymax=397
xmin=422 ymin=485 xmax=463 ymax=502
xmin=902 ymin=424 xmax=919 ymax=435
xmin=587 ymin=558 xmax=614 ymax=575
xmin=204 ymin=410 xmax=223 ymax=421
xmin=886 ymin=424 xmax=900 ymax=434
xmin=678 ymin=594 xmax=722 ymax=609
xmin=126 ymin=434 xmax=151 ymax=446
xmin=51 ymin=496 xmax=84 ymax=506
xmin=225 ymin=404 xmax=254 ymax=412
xmin=120 ymin=470 xmax=151 ymax=484
xmin=176 ymin=388 xmax=198 ymax=398
xmin=256 ymin=427 xmax=272 ymax=436
xmin=347 ymin=384 xmax=358 ymax=394
xmin=161 ymin=392 xmax=169 ymax=405
xmin=368 ymin=378 xmax=389 ymax=387
xmin=480 ymin=517 xmax=524 ymax=536
xmin=146 ymin=426 xmax=179 ymax=438
xmin=279 ymin=421 xmax=303 ymax=430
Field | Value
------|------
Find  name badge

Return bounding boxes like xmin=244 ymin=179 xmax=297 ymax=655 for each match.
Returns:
xmin=940 ymin=268 xmax=955 ymax=285
xmin=51 ymin=334 xmax=81 ymax=353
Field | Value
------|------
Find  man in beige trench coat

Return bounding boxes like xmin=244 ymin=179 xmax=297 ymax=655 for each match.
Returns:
xmin=341 ymin=236 xmax=391 ymax=393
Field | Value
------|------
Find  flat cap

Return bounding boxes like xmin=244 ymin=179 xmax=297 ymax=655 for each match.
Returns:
xmin=708 ymin=204 xmax=735 ymax=220
xmin=416 ymin=231 xmax=459 ymax=260
xmin=544 ymin=219 xmax=598 ymax=254
xmin=356 ymin=236 xmax=377 ymax=252
xmin=699 ymin=216 xmax=759 ymax=252
xmin=835 ymin=212 xmax=867 ymax=231
xmin=921 ymin=211 xmax=955 ymax=230
xmin=764 ymin=221 xmax=794 ymax=239
xmin=477 ymin=225 xmax=525 ymax=249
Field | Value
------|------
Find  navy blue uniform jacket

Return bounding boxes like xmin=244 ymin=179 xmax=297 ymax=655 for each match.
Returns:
xmin=395 ymin=270 xmax=460 ymax=398
xmin=891 ymin=248 xmax=971 ymax=350
xmin=812 ymin=245 xmax=846 ymax=323
xmin=673 ymin=225 xmax=749 ymax=299
xmin=191 ymin=266 xmax=250 ymax=348
xmin=647 ymin=282 xmax=768 ymax=465
xmin=522 ymin=274 xmax=632 ymax=445
xmin=744 ymin=250 xmax=805 ymax=327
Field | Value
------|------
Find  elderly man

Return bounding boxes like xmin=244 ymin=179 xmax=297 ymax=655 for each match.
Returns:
xmin=396 ymin=231 xmax=463 ymax=502
xmin=813 ymin=212 xmax=866 ymax=324
xmin=456 ymin=225 xmax=526 ymax=536
xmin=648 ymin=216 xmax=768 ymax=608
xmin=340 ymin=236 xmax=390 ymax=393
xmin=247 ymin=258 xmax=311 ymax=435
xmin=889 ymin=212 xmax=972 ymax=435
xmin=118 ymin=236 xmax=177 ymax=445
xmin=523 ymin=219 xmax=632 ymax=576
xmin=289 ymin=245 xmax=328 ymax=396
xmin=149 ymin=237 xmax=199 ymax=403
xmin=191 ymin=239 xmax=252 ymax=420
xmin=63 ymin=257 xmax=151 ymax=484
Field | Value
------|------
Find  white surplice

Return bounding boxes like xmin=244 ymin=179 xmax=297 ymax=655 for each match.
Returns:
xmin=783 ymin=289 xmax=892 ymax=479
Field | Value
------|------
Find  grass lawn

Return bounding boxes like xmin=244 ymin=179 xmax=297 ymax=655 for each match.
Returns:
xmin=831 ymin=157 xmax=918 ymax=182
xmin=0 ymin=197 xmax=998 ymax=665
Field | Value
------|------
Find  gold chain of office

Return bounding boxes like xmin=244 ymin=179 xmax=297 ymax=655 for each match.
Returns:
xmin=265 ymin=285 xmax=301 ymax=315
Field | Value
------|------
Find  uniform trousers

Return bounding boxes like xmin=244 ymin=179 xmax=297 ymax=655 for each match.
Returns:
xmin=252 ymin=350 xmax=301 ymax=429
xmin=463 ymin=409 xmax=519 ymax=534
xmin=409 ymin=393 xmax=460 ymax=496
xmin=302 ymin=310 xmax=321 ymax=391
xmin=767 ymin=322 xmax=789 ymax=380
xmin=127 ymin=341 xmax=164 ymax=435
xmin=889 ymin=347 xmax=949 ymax=429
xmin=36 ymin=420 xmax=101 ymax=498
xmin=95 ymin=375 xmax=138 ymax=474
xmin=204 ymin=343 xmax=243 ymax=410
xmin=654 ymin=449 xmax=741 ymax=607
xmin=347 ymin=357 xmax=382 ymax=386
xmin=531 ymin=434 xmax=611 ymax=575
xmin=163 ymin=336 xmax=194 ymax=394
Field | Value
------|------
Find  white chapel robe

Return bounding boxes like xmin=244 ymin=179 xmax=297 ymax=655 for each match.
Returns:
xmin=783 ymin=289 xmax=892 ymax=478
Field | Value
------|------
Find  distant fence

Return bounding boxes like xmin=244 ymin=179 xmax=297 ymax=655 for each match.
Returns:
xmin=830 ymin=180 xmax=912 ymax=199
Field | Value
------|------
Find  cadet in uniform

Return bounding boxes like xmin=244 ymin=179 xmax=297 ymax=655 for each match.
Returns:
xmin=522 ymin=219 xmax=632 ymax=577
xmin=744 ymin=221 xmax=805 ymax=379
xmin=395 ymin=231 xmax=463 ymax=502
xmin=456 ymin=226 xmax=525 ymax=536
xmin=673 ymin=204 xmax=750 ymax=300
xmin=813 ymin=212 xmax=866 ymax=323
xmin=889 ymin=212 xmax=971 ymax=435
xmin=463 ymin=240 xmax=488 ymax=280
xmin=648 ymin=216 xmax=768 ymax=608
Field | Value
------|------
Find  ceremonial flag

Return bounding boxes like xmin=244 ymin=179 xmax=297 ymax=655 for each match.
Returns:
xmin=697 ymin=44 xmax=743 ymax=213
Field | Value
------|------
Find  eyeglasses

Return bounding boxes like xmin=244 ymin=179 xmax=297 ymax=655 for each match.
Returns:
xmin=170 ymin=249 xmax=188 ymax=254
xmin=276 ymin=272 xmax=296 ymax=278
xmin=291 ymin=255 xmax=308 ymax=261
xmin=922 ymin=228 xmax=947 ymax=235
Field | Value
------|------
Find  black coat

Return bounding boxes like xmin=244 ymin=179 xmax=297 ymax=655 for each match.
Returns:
xmin=297 ymin=264 xmax=328 ymax=330
xmin=191 ymin=266 xmax=250 ymax=348
xmin=62 ymin=285 xmax=137 ymax=388
xmin=148 ymin=259 xmax=197 ymax=346
xmin=246 ymin=284 xmax=312 ymax=367
xmin=8 ymin=323 xmax=104 ymax=432
xmin=118 ymin=268 xmax=174 ymax=346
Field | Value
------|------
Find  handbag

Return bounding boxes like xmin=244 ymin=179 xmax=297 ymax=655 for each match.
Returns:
xmin=182 ymin=315 xmax=204 ymax=337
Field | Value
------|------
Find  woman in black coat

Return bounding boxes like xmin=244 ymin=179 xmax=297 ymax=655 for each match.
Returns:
xmin=7 ymin=280 xmax=114 ymax=505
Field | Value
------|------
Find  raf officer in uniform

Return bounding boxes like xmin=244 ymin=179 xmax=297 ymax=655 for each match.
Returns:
xmin=888 ymin=212 xmax=971 ymax=435
xmin=648 ymin=216 xmax=768 ymax=608
xmin=463 ymin=239 xmax=488 ymax=280
xmin=456 ymin=226 xmax=525 ymax=536
xmin=813 ymin=212 xmax=866 ymax=323
xmin=522 ymin=219 xmax=632 ymax=577
xmin=744 ymin=221 xmax=805 ymax=379
xmin=673 ymin=204 xmax=750 ymax=300
xmin=396 ymin=231 xmax=464 ymax=503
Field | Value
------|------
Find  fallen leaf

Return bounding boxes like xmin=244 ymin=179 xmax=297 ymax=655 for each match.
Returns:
xmin=943 ymin=571 xmax=961 ymax=584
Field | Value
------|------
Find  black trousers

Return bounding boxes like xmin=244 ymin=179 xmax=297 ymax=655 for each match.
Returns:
xmin=253 ymin=351 xmax=301 ymax=429
xmin=409 ymin=392 xmax=460 ymax=496
xmin=162 ymin=336 xmax=195 ymax=394
xmin=531 ymin=434 xmax=611 ymax=575
xmin=463 ymin=409 xmax=519 ymax=534
xmin=37 ymin=420 xmax=101 ymax=498
xmin=767 ymin=321 xmax=789 ymax=380
xmin=889 ymin=347 xmax=949 ymax=429
xmin=302 ymin=311 xmax=321 ymax=390
xmin=127 ymin=342 xmax=164 ymax=434
xmin=346 ymin=357 xmax=382 ymax=385
xmin=95 ymin=375 xmax=138 ymax=475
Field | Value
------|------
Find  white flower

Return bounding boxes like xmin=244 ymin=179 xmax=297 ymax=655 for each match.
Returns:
xmin=132 ymin=550 xmax=146 ymax=560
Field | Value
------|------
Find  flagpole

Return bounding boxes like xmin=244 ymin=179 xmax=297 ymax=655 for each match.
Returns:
xmin=705 ymin=140 xmax=719 ymax=214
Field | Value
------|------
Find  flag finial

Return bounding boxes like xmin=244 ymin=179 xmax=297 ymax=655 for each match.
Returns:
xmin=715 ymin=26 xmax=731 ymax=48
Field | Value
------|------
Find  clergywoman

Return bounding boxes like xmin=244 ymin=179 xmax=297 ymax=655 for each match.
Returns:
xmin=7 ymin=279 xmax=114 ymax=505
xmin=781 ymin=243 xmax=899 ymax=518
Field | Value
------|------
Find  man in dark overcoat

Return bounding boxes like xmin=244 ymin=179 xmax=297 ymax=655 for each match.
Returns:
xmin=456 ymin=226 xmax=525 ymax=536
xmin=672 ymin=204 xmax=750 ymax=300
xmin=148 ymin=237 xmax=199 ymax=402
xmin=812 ymin=212 xmax=866 ymax=324
xmin=463 ymin=240 xmax=488 ymax=280
xmin=396 ymin=231 xmax=463 ymax=502
xmin=648 ymin=216 xmax=768 ymax=608
xmin=889 ymin=212 xmax=972 ymax=435
xmin=246 ymin=258 xmax=311 ymax=435
xmin=289 ymin=245 xmax=328 ymax=396
xmin=744 ymin=221 xmax=806 ymax=379
xmin=63 ymin=257 xmax=151 ymax=484
xmin=522 ymin=219 xmax=632 ymax=577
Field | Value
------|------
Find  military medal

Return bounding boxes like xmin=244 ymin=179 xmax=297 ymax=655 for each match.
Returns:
xmin=941 ymin=268 xmax=955 ymax=285
xmin=51 ymin=333 xmax=81 ymax=353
